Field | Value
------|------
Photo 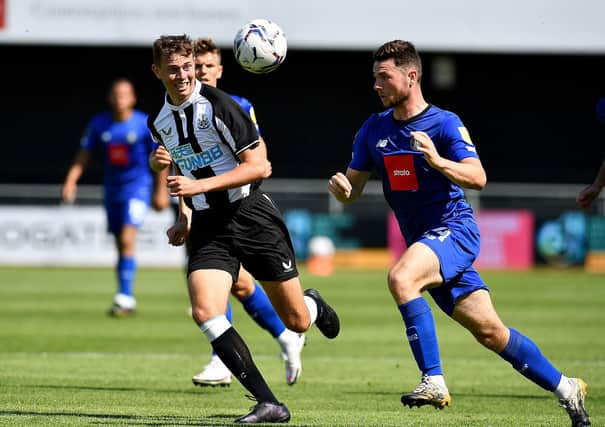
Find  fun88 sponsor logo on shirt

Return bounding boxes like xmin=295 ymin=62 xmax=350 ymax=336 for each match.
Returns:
xmin=171 ymin=144 xmax=224 ymax=172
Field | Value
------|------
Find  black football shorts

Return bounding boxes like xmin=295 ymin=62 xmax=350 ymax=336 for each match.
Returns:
xmin=187 ymin=190 xmax=299 ymax=283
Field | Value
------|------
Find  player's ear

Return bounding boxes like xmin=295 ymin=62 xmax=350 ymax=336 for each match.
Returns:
xmin=151 ymin=64 xmax=161 ymax=79
xmin=408 ymin=69 xmax=418 ymax=86
xmin=216 ymin=64 xmax=224 ymax=80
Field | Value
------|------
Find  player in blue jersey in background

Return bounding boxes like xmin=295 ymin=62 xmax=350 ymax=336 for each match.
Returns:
xmin=150 ymin=38 xmax=305 ymax=387
xmin=577 ymin=97 xmax=605 ymax=210
xmin=328 ymin=40 xmax=589 ymax=427
xmin=63 ymin=78 xmax=169 ymax=316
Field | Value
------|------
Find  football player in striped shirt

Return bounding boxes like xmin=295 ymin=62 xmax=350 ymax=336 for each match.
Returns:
xmin=328 ymin=40 xmax=589 ymax=427
xmin=62 ymin=78 xmax=169 ymax=316
xmin=161 ymin=37 xmax=306 ymax=388
xmin=147 ymin=34 xmax=339 ymax=423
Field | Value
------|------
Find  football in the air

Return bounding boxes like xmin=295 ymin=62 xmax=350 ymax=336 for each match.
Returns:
xmin=233 ymin=19 xmax=287 ymax=74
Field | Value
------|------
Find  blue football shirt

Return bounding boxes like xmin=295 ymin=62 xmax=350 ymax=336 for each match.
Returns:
xmin=349 ymin=104 xmax=479 ymax=243
xmin=230 ymin=94 xmax=261 ymax=137
xmin=81 ymin=110 xmax=157 ymax=202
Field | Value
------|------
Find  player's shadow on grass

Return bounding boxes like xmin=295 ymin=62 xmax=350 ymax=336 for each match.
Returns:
xmin=346 ymin=390 xmax=550 ymax=400
xmin=0 ymin=410 xmax=312 ymax=426
xmin=21 ymin=383 xmax=209 ymax=395
xmin=0 ymin=410 xmax=206 ymax=426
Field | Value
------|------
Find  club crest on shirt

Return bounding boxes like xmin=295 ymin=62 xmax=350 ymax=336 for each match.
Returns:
xmin=197 ymin=114 xmax=211 ymax=130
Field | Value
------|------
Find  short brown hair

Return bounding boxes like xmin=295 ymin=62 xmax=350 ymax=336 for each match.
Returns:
xmin=373 ymin=40 xmax=422 ymax=81
xmin=152 ymin=34 xmax=193 ymax=66
xmin=194 ymin=38 xmax=222 ymax=62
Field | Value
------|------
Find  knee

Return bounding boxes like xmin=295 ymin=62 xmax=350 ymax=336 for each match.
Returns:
xmin=190 ymin=305 xmax=213 ymax=325
xmin=387 ymin=267 xmax=416 ymax=299
xmin=472 ymin=325 xmax=508 ymax=352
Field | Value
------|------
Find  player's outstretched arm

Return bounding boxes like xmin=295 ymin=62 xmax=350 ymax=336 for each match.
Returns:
xmin=328 ymin=169 xmax=370 ymax=204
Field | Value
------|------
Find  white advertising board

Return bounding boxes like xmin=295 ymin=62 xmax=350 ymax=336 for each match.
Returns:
xmin=0 ymin=0 xmax=604 ymax=53
xmin=0 ymin=205 xmax=185 ymax=267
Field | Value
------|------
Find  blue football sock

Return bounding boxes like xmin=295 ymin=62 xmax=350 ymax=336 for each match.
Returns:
xmin=499 ymin=327 xmax=562 ymax=391
xmin=117 ymin=256 xmax=136 ymax=297
xmin=241 ymin=282 xmax=286 ymax=338
xmin=398 ymin=297 xmax=442 ymax=376
xmin=225 ymin=300 xmax=233 ymax=323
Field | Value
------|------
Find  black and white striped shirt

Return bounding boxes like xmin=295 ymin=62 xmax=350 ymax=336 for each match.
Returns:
xmin=148 ymin=80 xmax=260 ymax=211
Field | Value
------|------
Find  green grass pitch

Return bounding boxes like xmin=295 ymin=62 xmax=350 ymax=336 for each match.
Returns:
xmin=0 ymin=266 xmax=603 ymax=426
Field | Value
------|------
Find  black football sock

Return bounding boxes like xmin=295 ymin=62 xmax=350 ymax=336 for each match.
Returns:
xmin=211 ymin=327 xmax=278 ymax=404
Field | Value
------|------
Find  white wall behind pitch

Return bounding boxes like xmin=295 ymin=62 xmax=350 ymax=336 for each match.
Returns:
xmin=0 ymin=205 xmax=184 ymax=267
xmin=0 ymin=0 xmax=603 ymax=53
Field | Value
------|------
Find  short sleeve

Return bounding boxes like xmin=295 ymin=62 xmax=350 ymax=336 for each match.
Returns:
xmin=348 ymin=118 xmax=375 ymax=172
xmin=440 ymin=113 xmax=479 ymax=162
xmin=79 ymin=116 xmax=100 ymax=151
xmin=205 ymin=86 xmax=259 ymax=155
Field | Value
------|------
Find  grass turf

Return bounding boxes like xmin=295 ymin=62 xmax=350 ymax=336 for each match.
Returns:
xmin=0 ymin=266 xmax=603 ymax=426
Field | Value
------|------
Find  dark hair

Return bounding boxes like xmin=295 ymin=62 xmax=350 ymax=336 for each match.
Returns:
xmin=373 ymin=40 xmax=422 ymax=81
xmin=152 ymin=34 xmax=193 ymax=66
xmin=107 ymin=77 xmax=134 ymax=96
xmin=194 ymin=38 xmax=222 ymax=62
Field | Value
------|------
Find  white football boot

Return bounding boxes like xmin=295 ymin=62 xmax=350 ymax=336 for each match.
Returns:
xmin=401 ymin=374 xmax=451 ymax=409
xmin=559 ymin=378 xmax=590 ymax=427
xmin=278 ymin=330 xmax=306 ymax=385
xmin=192 ymin=355 xmax=232 ymax=387
xmin=107 ymin=293 xmax=136 ymax=317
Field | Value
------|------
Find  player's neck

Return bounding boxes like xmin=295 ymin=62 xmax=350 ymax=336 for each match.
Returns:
xmin=393 ymin=94 xmax=428 ymax=121
xmin=113 ymin=109 xmax=133 ymax=122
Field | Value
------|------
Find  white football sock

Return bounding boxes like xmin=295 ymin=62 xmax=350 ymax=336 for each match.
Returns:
xmin=303 ymin=295 xmax=318 ymax=326
xmin=554 ymin=375 xmax=573 ymax=400
xmin=199 ymin=315 xmax=231 ymax=342
xmin=428 ymin=374 xmax=448 ymax=391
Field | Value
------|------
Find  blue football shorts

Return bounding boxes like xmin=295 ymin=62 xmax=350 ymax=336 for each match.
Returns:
xmin=105 ymin=197 xmax=149 ymax=234
xmin=415 ymin=214 xmax=489 ymax=316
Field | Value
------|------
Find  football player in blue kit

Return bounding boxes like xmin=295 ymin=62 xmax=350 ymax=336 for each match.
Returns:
xmin=328 ymin=40 xmax=589 ymax=427
xmin=577 ymin=97 xmax=605 ymax=210
xmin=152 ymin=37 xmax=305 ymax=388
xmin=63 ymin=78 xmax=169 ymax=316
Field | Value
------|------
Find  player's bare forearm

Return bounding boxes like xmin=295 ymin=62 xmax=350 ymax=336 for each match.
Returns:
xmin=167 ymin=147 xmax=267 ymax=197
xmin=62 ymin=151 xmax=90 ymax=202
xmin=435 ymin=157 xmax=486 ymax=190
xmin=328 ymin=169 xmax=369 ymax=204
xmin=592 ymin=159 xmax=605 ymax=189
xmin=410 ymin=131 xmax=485 ymax=190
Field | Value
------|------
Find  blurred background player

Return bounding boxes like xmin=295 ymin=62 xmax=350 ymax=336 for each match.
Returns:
xmin=328 ymin=40 xmax=589 ymax=427
xmin=152 ymin=38 xmax=305 ymax=387
xmin=62 ymin=78 xmax=169 ymax=316
xmin=577 ymin=97 xmax=605 ymax=209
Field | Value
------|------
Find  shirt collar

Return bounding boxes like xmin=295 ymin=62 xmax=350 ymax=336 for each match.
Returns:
xmin=165 ymin=79 xmax=202 ymax=111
